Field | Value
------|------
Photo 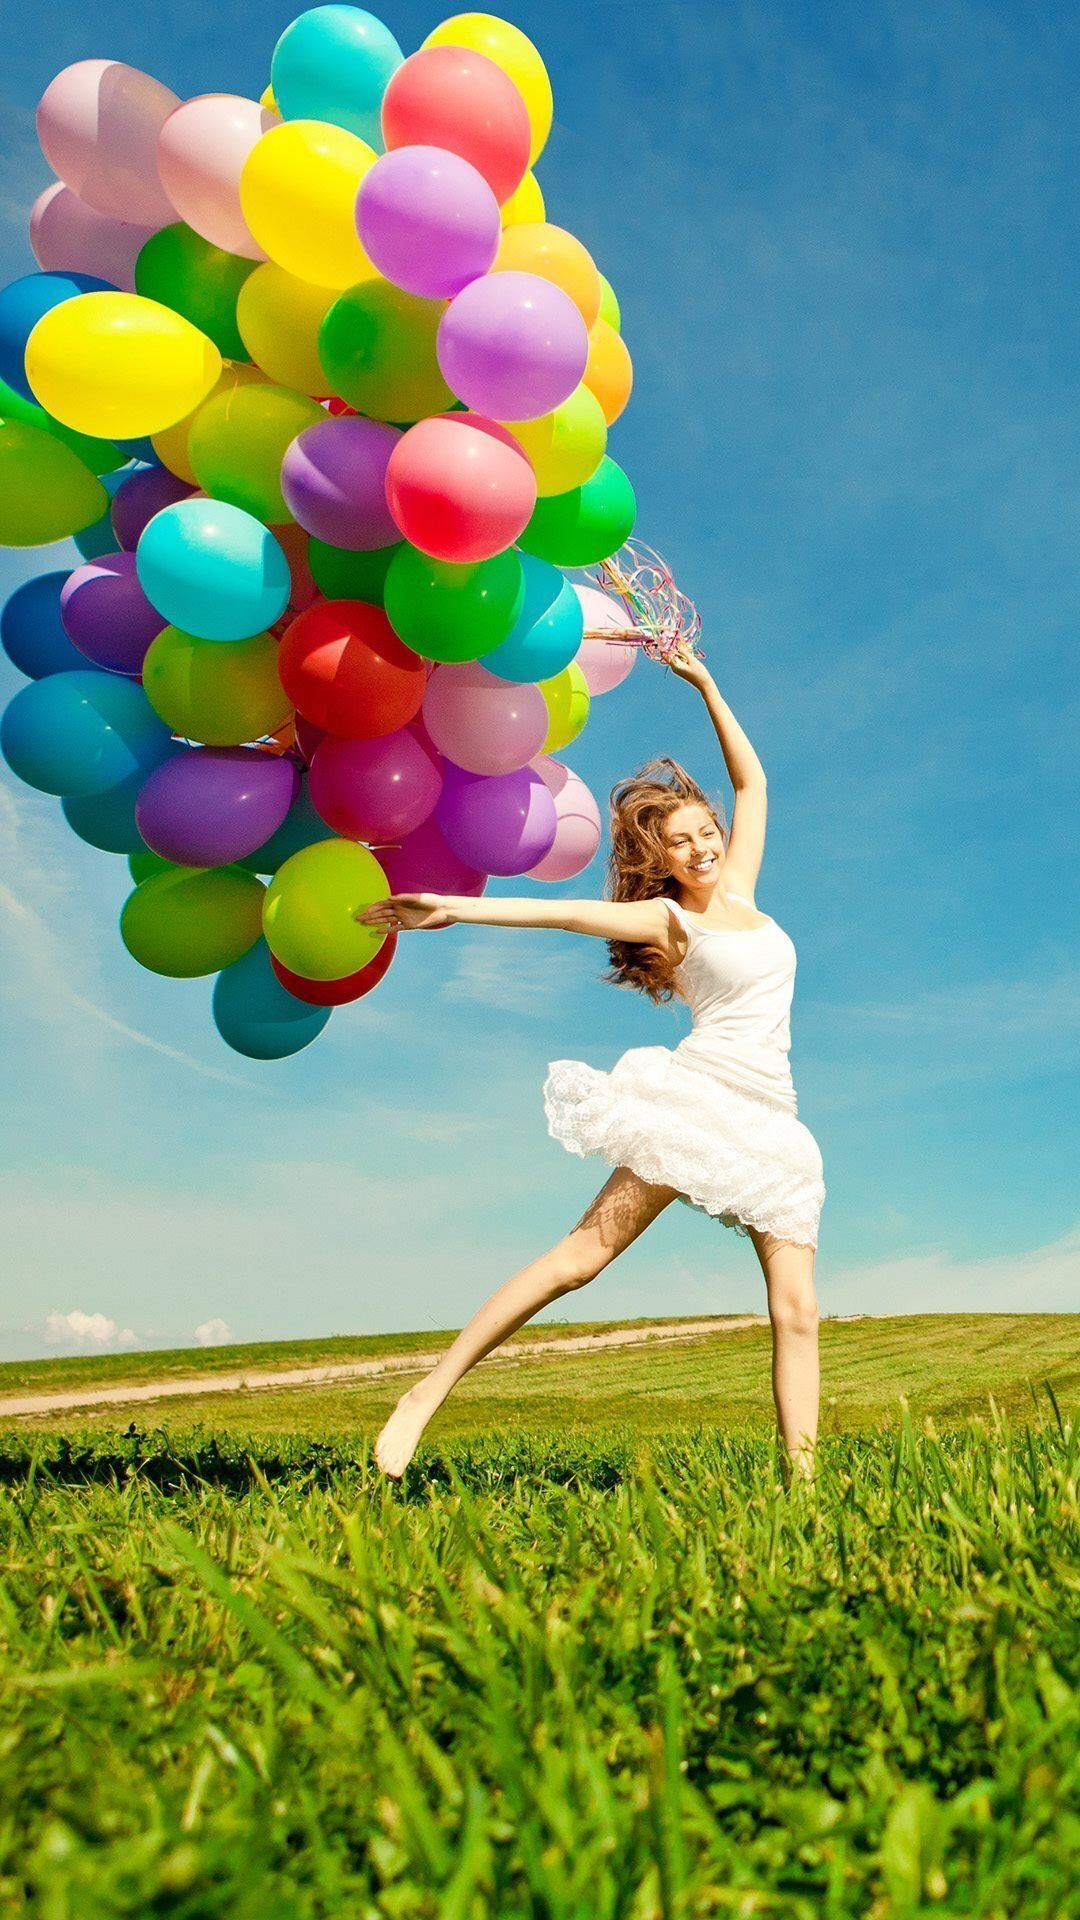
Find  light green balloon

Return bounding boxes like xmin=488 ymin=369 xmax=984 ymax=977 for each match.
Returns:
xmin=263 ymin=838 xmax=389 ymax=980
xmin=142 ymin=626 xmax=290 ymax=745
xmin=121 ymin=866 xmax=265 ymax=977
xmin=597 ymin=274 xmax=621 ymax=333
xmin=188 ymin=383 xmax=324 ymax=523
xmin=0 ymin=419 xmax=108 ymax=547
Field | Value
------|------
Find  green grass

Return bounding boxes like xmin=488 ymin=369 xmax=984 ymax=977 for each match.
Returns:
xmin=0 ymin=1318 xmax=1077 ymax=1916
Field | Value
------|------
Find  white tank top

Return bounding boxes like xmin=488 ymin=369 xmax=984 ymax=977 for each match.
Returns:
xmin=663 ymin=892 xmax=799 ymax=1112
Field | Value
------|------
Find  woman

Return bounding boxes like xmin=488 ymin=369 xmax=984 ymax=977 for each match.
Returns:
xmin=356 ymin=642 xmax=826 ymax=1484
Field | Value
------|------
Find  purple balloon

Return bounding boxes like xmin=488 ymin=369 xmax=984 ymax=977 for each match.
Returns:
xmin=60 ymin=552 xmax=165 ymax=675
xmin=309 ymin=728 xmax=443 ymax=841
xmin=437 ymin=270 xmax=590 ymax=421
xmin=435 ymin=760 xmax=557 ymax=876
xmin=356 ymin=145 xmax=500 ymax=300
xmin=135 ymin=747 xmax=300 ymax=866
xmin=281 ymin=416 xmax=401 ymax=549
xmin=110 ymin=465 xmax=195 ymax=550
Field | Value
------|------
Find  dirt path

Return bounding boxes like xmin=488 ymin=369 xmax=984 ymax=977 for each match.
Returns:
xmin=0 ymin=1316 xmax=774 ymax=1420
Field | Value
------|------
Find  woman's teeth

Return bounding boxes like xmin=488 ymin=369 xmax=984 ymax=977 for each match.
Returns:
xmin=689 ymin=857 xmax=714 ymax=871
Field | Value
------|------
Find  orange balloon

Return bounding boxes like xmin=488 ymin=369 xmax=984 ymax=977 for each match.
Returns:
xmin=582 ymin=319 xmax=633 ymax=426
xmin=494 ymin=222 xmax=601 ymax=328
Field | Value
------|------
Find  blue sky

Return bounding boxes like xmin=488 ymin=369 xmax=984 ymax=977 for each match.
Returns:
xmin=1 ymin=0 xmax=1077 ymax=1359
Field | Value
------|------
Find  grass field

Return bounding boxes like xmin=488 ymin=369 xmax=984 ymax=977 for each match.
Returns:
xmin=1 ymin=1314 xmax=1077 ymax=1917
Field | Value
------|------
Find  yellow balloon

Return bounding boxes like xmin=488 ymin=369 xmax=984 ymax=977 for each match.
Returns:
xmin=240 ymin=120 xmax=377 ymax=290
xmin=501 ymin=169 xmax=545 ymax=228
xmin=236 ymin=263 xmax=342 ymax=395
xmin=539 ymin=662 xmax=590 ymax=754
xmin=504 ymin=385 xmax=606 ymax=496
xmin=260 ymin=84 xmax=277 ymax=111
xmin=24 ymin=292 xmax=221 ymax=440
xmin=424 ymin=14 xmax=553 ymax=164
xmin=151 ymin=362 xmax=268 ymax=483
xmin=494 ymin=221 xmax=601 ymax=327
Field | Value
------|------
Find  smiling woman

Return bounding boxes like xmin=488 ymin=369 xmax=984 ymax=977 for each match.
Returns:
xmin=355 ymin=641 xmax=826 ymax=1485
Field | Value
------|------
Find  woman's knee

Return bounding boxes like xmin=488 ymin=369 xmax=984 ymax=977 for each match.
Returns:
xmin=768 ymin=1280 xmax=819 ymax=1336
xmin=547 ymin=1234 xmax=609 ymax=1291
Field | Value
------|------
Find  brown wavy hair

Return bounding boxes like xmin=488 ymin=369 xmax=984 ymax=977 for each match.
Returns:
xmin=600 ymin=757 xmax=730 ymax=1005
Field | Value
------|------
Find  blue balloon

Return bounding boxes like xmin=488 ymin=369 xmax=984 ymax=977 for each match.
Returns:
xmin=1 ymin=572 xmax=86 ymax=677
xmin=136 ymin=499 xmax=291 ymax=641
xmin=483 ymin=554 xmax=585 ymax=683
xmin=212 ymin=938 xmax=331 ymax=1059
xmin=236 ymin=779 xmax=337 ymax=875
xmin=271 ymin=5 xmax=404 ymax=148
xmin=0 ymin=272 xmax=114 ymax=402
xmin=62 ymin=740 xmax=180 ymax=852
xmin=1 ymin=670 xmax=173 ymax=797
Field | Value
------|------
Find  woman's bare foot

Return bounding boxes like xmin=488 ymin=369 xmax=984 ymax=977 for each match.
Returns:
xmin=373 ymin=1382 xmax=438 ymax=1480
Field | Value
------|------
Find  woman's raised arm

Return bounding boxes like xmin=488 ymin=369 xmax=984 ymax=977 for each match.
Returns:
xmin=356 ymin=891 xmax=673 ymax=945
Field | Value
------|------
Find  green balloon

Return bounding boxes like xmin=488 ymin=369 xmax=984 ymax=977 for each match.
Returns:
xmin=134 ymin=223 xmax=256 ymax=360
xmin=517 ymin=457 xmax=637 ymax=568
xmin=0 ymin=419 xmax=108 ymax=547
xmin=263 ymin=839 xmax=388 ymax=980
xmin=319 ymin=281 xmax=454 ymax=423
xmin=187 ymin=382 xmax=325 ymax=524
xmin=597 ymin=274 xmax=621 ymax=333
xmin=309 ymin=539 xmax=399 ymax=604
xmin=121 ymin=866 xmax=265 ymax=977
xmin=127 ymin=849 xmax=175 ymax=885
xmin=384 ymin=546 xmax=525 ymax=662
xmin=0 ymin=374 xmax=122 ymax=475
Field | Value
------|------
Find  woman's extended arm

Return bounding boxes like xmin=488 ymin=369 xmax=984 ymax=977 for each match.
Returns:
xmin=668 ymin=641 xmax=768 ymax=897
xmin=356 ymin=890 xmax=673 ymax=945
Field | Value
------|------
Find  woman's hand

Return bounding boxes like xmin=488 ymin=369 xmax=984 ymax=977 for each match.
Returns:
xmin=666 ymin=637 xmax=713 ymax=690
xmin=355 ymin=892 xmax=454 ymax=931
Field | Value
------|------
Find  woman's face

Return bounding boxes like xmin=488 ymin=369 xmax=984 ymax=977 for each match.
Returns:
xmin=661 ymin=802 xmax=724 ymax=892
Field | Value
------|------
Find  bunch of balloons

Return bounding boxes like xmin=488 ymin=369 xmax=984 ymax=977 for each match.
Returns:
xmin=0 ymin=8 xmax=643 ymax=1059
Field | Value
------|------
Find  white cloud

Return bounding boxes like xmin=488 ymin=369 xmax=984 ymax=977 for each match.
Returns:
xmin=821 ymin=1222 xmax=1080 ymax=1315
xmin=194 ymin=1318 xmax=232 ymax=1347
xmin=440 ymin=938 xmax=566 ymax=1016
xmin=43 ymin=1310 xmax=138 ymax=1349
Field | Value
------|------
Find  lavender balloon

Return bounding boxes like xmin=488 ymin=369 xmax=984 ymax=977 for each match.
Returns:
xmin=135 ymin=747 xmax=299 ymax=866
xmin=111 ymin=464 xmax=195 ymax=550
xmin=437 ymin=270 xmax=589 ymax=422
xmin=281 ymin=416 xmax=401 ymax=549
xmin=435 ymin=760 xmax=557 ymax=877
xmin=356 ymin=145 xmax=500 ymax=300
xmin=60 ymin=552 xmax=164 ymax=675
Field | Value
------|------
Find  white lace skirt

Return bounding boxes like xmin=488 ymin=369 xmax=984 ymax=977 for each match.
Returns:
xmin=543 ymin=1044 xmax=826 ymax=1249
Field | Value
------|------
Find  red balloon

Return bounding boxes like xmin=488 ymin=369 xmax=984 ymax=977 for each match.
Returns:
xmin=272 ymin=521 xmax=319 ymax=612
xmin=277 ymin=599 xmax=427 ymax=738
xmin=381 ymin=46 xmax=530 ymax=206
xmin=385 ymin=413 xmax=536 ymax=563
xmin=271 ymin=930 xmax=398 ymax=1005
xmin=293 ymin=712 xmax=328 ymax=763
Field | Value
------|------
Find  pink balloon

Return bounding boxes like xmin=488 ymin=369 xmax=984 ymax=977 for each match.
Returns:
xmin=526 ymin=755 xmax=602 ymax=881
xmin=422 ymin=660 xmax=548 ymax=775
xmin=381 ymin=810 xmax=487 ymax=901
xmin=29 ymin=183 xmax=160 ymax=292
xmin=572 ymin=585 xmax=638 ymax=695
xmin=36 ymin=60 xmax=180 ymax=227
xmin=385 ymin=413 xmax=536 ymax=563
xmin=309 ymin=727 xmax=443 ymax=841
xmin=157 ymin=95 xmax=277 ymax=261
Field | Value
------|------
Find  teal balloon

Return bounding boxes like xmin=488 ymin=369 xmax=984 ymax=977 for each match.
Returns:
xmin=1 ymin=572 xmax=86 ymax=677
xmin=212 ymin=938 xmax=331 ymax=1059
xmin=72 ymin=466 xmax=131 ymax=560
xmin=62 ymin=741 xmax=180 ymax=852
xmin=482 ymin=554 xmax=584 ymax=684
xmin=236 ymin=780 xmax=337 ymax=875
xmin=136 ymin=498 xmax=291 ymax=641
xmin=271 ymin=6 xmax=403 ymax=147
xmin=2 ymin=670 xmax=172 ymax=797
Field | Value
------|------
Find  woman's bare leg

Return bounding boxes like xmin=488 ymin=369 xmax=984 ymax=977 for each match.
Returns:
xmin=373 ymin=1165 xmax=679 ymax=1478
xmin=747 ymin=1227 xmax=820 ymax=1485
